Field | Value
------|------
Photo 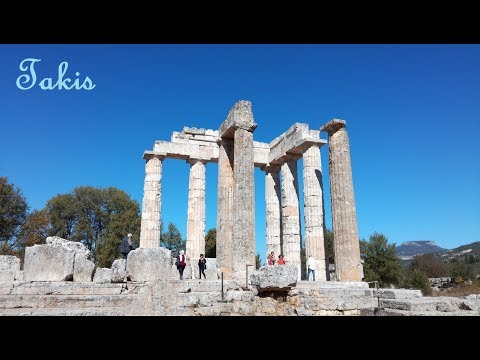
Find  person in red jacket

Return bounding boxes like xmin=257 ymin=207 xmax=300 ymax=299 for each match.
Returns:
xmin=277 ymin=254 xmax=286 ymax=265
xmin=176 ymin=250 xmax=188 ymax=280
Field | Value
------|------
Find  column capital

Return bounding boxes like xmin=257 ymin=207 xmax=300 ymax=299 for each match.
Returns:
xmin=319 ymin=119 xmax=346 ymax=135
xmin=187 ymin=158 xmax=208 ymax=165
xmin=143 ymin=151 xmax=166 ymax=161
xmin=261 ymin=164 xmax=281 ymax=173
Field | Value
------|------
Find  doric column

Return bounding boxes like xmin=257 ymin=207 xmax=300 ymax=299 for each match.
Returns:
xmin=264 ymin=165 xmax=282 ymax=262
xmin=186 ymin=159 xmax=206 ymax=279
xmin=281 ymin=156 xmax=302 ymax=280
xmin=232 ymin=127 xmax=256 ymax=281
xmin=320 ymin=119 xmax=362 ymax=281
xmin=216 ymin=139 xmax=234 ymax=279
xmin=140 ymin=154 xmax=164 ymax=248
xmin=303 ymin=139 xmax=328 ymax=281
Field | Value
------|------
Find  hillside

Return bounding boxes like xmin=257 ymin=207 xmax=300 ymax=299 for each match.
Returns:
xmin=436 ymin=241 xmax=480 ymax=262
xmin=396 ymin=241 xmax=446 ymax=260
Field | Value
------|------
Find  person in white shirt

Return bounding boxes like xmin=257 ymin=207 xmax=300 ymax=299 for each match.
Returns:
xmin=307 ymin=255 xmax=316 ymax=281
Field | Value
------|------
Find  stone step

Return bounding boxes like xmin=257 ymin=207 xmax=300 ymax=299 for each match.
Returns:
xmin=0 ymin=306 xmax=128 ymax=316
xmin=4 ymin=281 xmax=131 ymax=296
xmin=174 ymin=292 xmax=224 ymax=307
xmin=296 ymin=281 xmax=369 ymax=289
xmin=373 ymin=308 xmax=479 ymax=316
xmin=174 ymin=279 xmax=240 ymax=293
xmin=295 ymin=287 xmax=376 ymax=298
xmin=0 ymin=294 xmax=141 ymax=309
xmin=379 ymin=297 xmax=475 ymax=312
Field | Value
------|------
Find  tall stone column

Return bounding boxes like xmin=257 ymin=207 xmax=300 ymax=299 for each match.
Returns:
xmin=320 ymin=119 xmax=362 ymax=281
xmin=140 ymin=154 xmax=164 ymax=248
xmin=281 ymin=156 xmax=302 ymax=280
xmin=303 ymin=141 xmax=328 ymax=281
xmin=216 ymin=139 xmax=234 ymax=279
xmin=186 ymin=159 xmax=206 ymax=279
xmin=233 ymin=127 xmax=256 ymax=281
xmin=264 ymin=166 xmax=282 ymax=261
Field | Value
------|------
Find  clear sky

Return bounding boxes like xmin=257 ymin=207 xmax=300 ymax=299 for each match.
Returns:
xmin=1 ymin=44 xmax=479 ymax=262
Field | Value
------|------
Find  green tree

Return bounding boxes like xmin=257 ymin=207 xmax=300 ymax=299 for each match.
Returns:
xmin=410 ymin=253 xmax=448 ymax=278
xmin=15 ymin=209 xmax=50 ymax=262
xmin=205 ymin=228 xmax=216 ymax=258
xmin=406 ymin=269 xmax=432 ymax=296
xmin=161 ymin=222 xmax=185 ymax=255
xmin=361 ymin=232 xmax=402 ymax=287
xmin=255 ymin=253 xmax=261 ymax=269
xmin=449 ymin=259 xmax=472 ymax=281
xmin=325 ymin=228 xmax=335 ymax=265
xmin=45 ymin=186 xmax=140 ymax=268
xmin=0 ymin=177 xmax=28 ymax=251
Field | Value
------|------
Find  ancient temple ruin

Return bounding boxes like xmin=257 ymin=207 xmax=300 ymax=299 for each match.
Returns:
xmin=139 ymin=100 xmax=363 ymax=282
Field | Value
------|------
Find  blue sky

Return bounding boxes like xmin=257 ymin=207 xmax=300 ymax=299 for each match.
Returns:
xmin=1 ymin=44 xmax=479 ymax=261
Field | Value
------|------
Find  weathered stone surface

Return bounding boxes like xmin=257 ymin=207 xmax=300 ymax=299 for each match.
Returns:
xmin=93 ymin=268 xmax=112 ymax=283
xmin=264 ymin=167 xmax=282 ymax=260
xmin=250 ymin=264 xmax=298 ymax=292
xmin=127 ymin=247 xmax=172 ymax=282
xmin=302 ymin=138 xmax=328 ymax=281
xmin=24 ymin=244 xmax=75 ymax=281
xmin=219 ymin=100 xmax=256 ymax=138
xmin=320 ymin=119 xmax=362 ymax=281
xmin=185 ymin=159 xmax=206 ymax=278
xmin=111 ymin=259 xmax=127 ymax=283
xmin=0 ymin=255 xmax=20 ymax=282
xmin=15 ymin=270 xmax=24 ymax=281
xmin=268 ymin=123 xmax=326 ymax=165
xmin=73 ymin=255 xmax=95 ymax=282
xmin=46 ymin=236 xmax=91 ymax=258
xmin=281 ymin=158 xmax=302 ymax=280
xmin=216 ymin=139 xmax=234 ymax=279
xmin=140 ymin=155 xmax=163 ymax=248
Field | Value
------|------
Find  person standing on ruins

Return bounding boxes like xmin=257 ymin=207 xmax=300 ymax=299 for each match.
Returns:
xmin=277 ymin=254 xmax=286 ymax=265
xmin=119 ymin=233 xmax=135 ymax=260
xmin=307 ymin=254 xmax=316 ymax=281
xmin=267 ymin=251 xmax=276 ymax=265
xmin=176 ymin=250 xmax=187 ymax=280
xmin=198 ymin=254 xmax=207 ymax=279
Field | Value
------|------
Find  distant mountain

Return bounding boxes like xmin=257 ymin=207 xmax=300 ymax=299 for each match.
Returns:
xmin=396 ymin=241 xmax=447 ymax=260
xmin=436 ymin=241 xmax=480 ymax=262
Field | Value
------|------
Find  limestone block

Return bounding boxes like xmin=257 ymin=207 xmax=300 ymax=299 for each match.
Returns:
xmin=15 ymin=270 xmax=24 ymax=281
xmin=111 ymin=259 xmax=127 ymax=283
xmin=24 ymin=244 xmax=75 ymax=281
xmin=46 ymin=236 xmax=91 ymax=258
xmin=126 ymin=247 xmax=172 ymax=282
xmin=0 ymin=255 xmax=20 ymax=282
xmin=250 ymin=264 xmax=298 ymax=292
xmin=73 ymin=254 xmax=95 ymax=282
xmin=93 ymin=268 xmax=112 ymax=283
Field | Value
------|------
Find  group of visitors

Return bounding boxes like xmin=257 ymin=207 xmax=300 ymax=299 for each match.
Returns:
xmin=118 ymin=233 xmax=316 ymax=281
xmin=266 ymin=251 xmax=286 ymax=265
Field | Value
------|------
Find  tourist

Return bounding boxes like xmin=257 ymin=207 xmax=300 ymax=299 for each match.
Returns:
xmin=198 ymin=254 xmax=207 ymax=279
xmin=176 ymin=250 xmax=188 ymax=280
xmin=119 ymin=233 xmax=135 ymax=259
xmin=277 ymin=254 xmax=286 ymax=265
xmin=267 ymin=251 xmax=275 ymax=265
xmin=307 ymin=254 xmax=316 ymax=281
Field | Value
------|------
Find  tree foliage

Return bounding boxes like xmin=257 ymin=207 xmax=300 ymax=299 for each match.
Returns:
xmin=255 ymin=253 xmax=261 ymax=269
xmin=405 ymin=269 xmax=432 ymax=296
xmin=14 ymin=209 xmax=50 ymax=262
xmin=361 ymin=232 xmax=402 ymax=287
xmin=44 ymin=186 xmax=140 ymax=267
xmin=409 ymin=253 xmax=448 ymax=278
xmin=205 ymin=228 xmax=216 ymax=258
xmin=325 ymin=228 xmax=335 ymax=265
xmin=0 ymin=177 xmax=28 ymax=246
xmin=449 ymin=259 xmax=472 ymax=281
xmin=161 ymin=222 xmax=185 ymax=256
